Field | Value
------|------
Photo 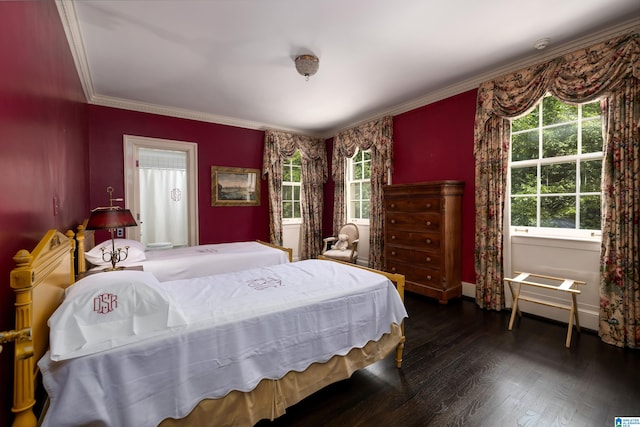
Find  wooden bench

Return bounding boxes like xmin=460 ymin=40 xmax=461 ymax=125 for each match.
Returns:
xmin=504 ymin=272 xmax=585 ymax=348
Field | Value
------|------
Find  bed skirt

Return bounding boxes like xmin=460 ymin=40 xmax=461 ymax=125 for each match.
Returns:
xmin=159 ymin=323 xmax=403 ymax=427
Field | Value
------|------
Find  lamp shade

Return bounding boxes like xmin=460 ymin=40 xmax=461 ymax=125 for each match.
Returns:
xmin=86 ymin=207 xmax=137 ymax=230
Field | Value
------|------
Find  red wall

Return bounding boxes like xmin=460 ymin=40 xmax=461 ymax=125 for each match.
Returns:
xmin=393 ymin=90 xmax=478 ymax=283
xmin=88 ymin=106 xmax=271 ymax=244
xmin=0 ymin=2 xmax=89 ymax=424
xmin=0 ymin=3 xmax=479 ymax=423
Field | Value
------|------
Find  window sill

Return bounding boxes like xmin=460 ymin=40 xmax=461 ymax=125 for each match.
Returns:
xmin=510 ymin=233 xmax=601 ymax=251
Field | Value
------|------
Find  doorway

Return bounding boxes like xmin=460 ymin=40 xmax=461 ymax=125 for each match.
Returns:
xmin=123 ymin=135 xmax=199 ymax=247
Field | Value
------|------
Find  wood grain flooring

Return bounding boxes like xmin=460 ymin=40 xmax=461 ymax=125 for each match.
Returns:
xmin=257 ymin=293 xmax=640 ymax=427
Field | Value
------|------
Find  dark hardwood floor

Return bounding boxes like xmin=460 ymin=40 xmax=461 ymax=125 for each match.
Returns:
xmin=257 ymin=293 xmax=640 ymax=427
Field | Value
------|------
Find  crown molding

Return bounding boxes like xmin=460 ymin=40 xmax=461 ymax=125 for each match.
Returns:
xmin=90 ymin=94 xmax=328 ymax=137
xmin=56 ymin=0 xmax=94 ymax=102
xmin=330 ymin=17 xmax=640 ymax=137
xmin=56 ymin=1 xmax=638 ymax=139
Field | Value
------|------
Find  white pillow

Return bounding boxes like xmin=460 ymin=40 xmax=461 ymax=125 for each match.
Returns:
xmin=85 ymin=238 xmax=146 ymax=266
xmin=49 ymin=271 xmax=186 ymax=361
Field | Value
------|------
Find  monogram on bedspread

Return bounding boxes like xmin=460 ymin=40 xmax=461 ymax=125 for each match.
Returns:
xmin=39 ymin=260 xmax=407 ymax=427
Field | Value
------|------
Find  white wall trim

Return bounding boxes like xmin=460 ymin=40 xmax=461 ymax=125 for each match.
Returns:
xmin=123 ymin=135 xmax=199 ymax=246
xmin=56 ymin=1 xmax=639 ymax=138
xmin=55 ymin=0 xmax=94 ymax=102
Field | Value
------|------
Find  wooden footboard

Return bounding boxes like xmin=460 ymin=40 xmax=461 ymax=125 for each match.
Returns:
xmin=317 ymin=255 xmax=406 ymax=368
xmin=256 ymin=239 xmax=293 ymax=262
xmin=9 ymin=229 xmax=75 ymax=427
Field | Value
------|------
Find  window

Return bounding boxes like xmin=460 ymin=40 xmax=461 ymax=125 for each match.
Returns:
xmin=282 ymin=151 xmax=302 ymax=222
xmin=510 ymin=96 xmax=603 ymax=237
xmin=347 ymin=149 xmax=371 ymax=223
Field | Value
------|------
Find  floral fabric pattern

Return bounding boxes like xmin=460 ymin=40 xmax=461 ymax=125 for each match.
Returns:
xmin=332 ymin=116 xmax=393 ymax=270
xmin=262 ymin=130 xmax=327 ymax=259
xmin=474 ymin=32 xmax=639 ymax=347
xmin=599 ymin=79 xmax=640 ymax=348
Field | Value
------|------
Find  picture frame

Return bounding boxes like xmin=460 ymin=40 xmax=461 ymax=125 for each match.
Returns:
xmin=211 ymin=166 xmax=261 ymax=206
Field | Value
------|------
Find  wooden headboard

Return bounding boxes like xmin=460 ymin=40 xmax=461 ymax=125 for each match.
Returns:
xmin=75 ymin=220 xmax=95 ymax=274
xmin=9 ymin=229 xmax=75 ymax=427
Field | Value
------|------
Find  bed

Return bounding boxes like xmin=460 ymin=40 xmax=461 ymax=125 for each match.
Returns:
xmin=9 ymin=229 xmax=406 ymax=427
xmin=76 ymin=222 xmax=293 ymax=281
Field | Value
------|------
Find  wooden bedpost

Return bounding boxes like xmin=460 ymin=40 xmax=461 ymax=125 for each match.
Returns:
xmin=10 ymin=230 xmax=75 ymax=427
xmin=394 ymin=273 xmax=406 ymax=369
xmin=76 ymin=223 xmax=86 ymax=274
xmin=11 ymin=249 xmax=37 ymax=427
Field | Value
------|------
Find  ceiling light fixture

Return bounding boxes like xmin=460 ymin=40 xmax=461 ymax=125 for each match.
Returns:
xmin=295 ymin=54 xmax=319 ymax=81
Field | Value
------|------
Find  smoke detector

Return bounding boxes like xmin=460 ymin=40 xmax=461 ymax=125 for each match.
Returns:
xmin=534 ymin=38 xmax=551 ymax=50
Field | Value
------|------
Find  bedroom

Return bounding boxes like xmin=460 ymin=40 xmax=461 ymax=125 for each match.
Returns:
xmin=0 ymin=0 xmax=638 ymax=425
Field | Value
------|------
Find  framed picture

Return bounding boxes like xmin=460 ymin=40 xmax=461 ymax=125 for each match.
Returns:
xmin=211 ymin=166 xmax=261 ymax=206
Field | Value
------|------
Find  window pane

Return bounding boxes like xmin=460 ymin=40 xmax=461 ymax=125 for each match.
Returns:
xmin=580 ymin=160 xmax=601 ymax=193
xmin=283 ymin=202 xmax=292 ymax=218
xmin=363 ymin=161 xmax=371 ymax=179
xmin=511 ymin=167 xmax=537 ymax=195
xmin=350 ymin=183 xmax=360 ymax=199
xmin=543 ymin=97 xmax=578 ymax=125
xmin=582 ymin=101 xmax=601 ymax=118
xmin=512 ymin=130 xmax=539 ymax=161
xmin=283 ymin=185 xmax=292 ymax=200
xmin=363 ymin=151 xmax=371 ymax=161
xmin=511 ymin=196 xmax=537 ymax=227
xmin=512 ymin=107 xmax=539 ymax=132
xmin=582 ymin=118 xmax=603 ymax=154
xmin=291 ymin=151 xmax=302 ymax=164
xmin=361 ymin=201 xmax=370 ymax=219
xmin=293 ymin=185 xmax=300 ymax=198
xmin=293 ymin=202 xmax=301 ymax=218
xmin=292 ymin=166 xmax=301 ymax=182
xmin=283 ymin=166 xmax=291 ymax=182
xmin=353 ymin=163 xmax=362 ymax=180
xmin=580 ymin=195 xmax=601 ymax=230
xmin=541 ymin=163 xmax=576 ymax=194
xmin=352 ymin=201 xmax=360 ymax=218
xmin=540 ymin=196 xmax=575 ymax=228
xmin=362 ymin=182 xmax=371 ymax=199
xmin=510 ymin=96 xmax=602 ymax=233
xmin=542 ymin=123 xmax=578 ymax=157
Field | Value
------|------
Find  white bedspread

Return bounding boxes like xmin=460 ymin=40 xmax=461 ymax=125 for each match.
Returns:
xmin=94 ymin=241 xmax=290 ymax=281
xmin=39 ymin=259 xmax=407 ymax=427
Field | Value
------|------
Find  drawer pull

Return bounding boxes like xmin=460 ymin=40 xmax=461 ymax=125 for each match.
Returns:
xmin=391 ymin=235 xmax=397 ymax=240
xmin=426 ymin=275 xmax=432 ymax=280
xmin=426 ymin=203 xmax=432 ymax=208
xmin=426 ymin=257 xmax=431 ymax=262
xmin=391 ymin=267 xmax=396 ymax=272
xmin=426 ymin=221 xmax=432 ymax=226
xmin=426 ymin=239 xmax=432 ymax=244
xmin=391 ymin=219 xmax=396 ymax=224
xmin=391 ymin=251 xmax=396 ymax=256
xmin=390 ymin=203 xmax=396 ymax=208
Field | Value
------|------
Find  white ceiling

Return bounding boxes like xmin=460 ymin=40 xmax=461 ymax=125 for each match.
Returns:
xmin=57 ymin=0 xmax=640 ymax=137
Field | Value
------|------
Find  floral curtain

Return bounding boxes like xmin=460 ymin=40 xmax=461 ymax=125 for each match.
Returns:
xmin=473 ymin=33 xmax=639 ymax=347
xmin=599 ymin=78 xmax=640 ymax=348
xmin=332 ymin=116 xmax=393 ymax=269
xmin=262 ymin=129 xmax=327 ymax=259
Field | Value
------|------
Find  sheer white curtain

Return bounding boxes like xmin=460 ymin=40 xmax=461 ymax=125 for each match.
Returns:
xmin=139 ymin=149 xmax=188 ymax=247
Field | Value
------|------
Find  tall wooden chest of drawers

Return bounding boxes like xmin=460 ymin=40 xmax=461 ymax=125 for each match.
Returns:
xmin=383 ymin=181 xmax=464 ymax=303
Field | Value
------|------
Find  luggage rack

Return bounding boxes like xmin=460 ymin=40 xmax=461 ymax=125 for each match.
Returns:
xmin=504 ymin=272 xmax=586 ymax=348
